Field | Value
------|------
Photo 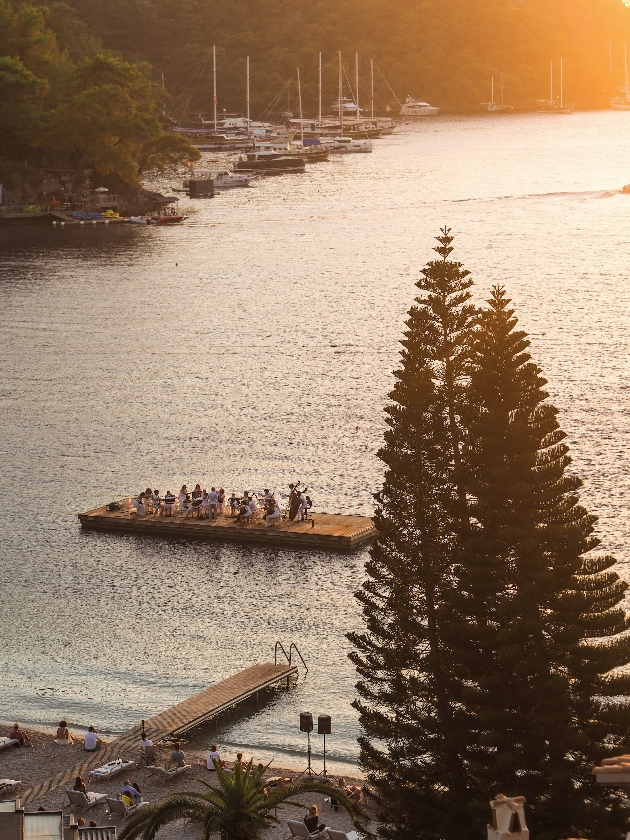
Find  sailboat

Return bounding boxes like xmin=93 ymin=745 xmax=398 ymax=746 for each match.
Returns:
xmin=482 ymin=74 xmax=512 ymax=112
xmin=537 ymin=60 xmax=573 ymax=113
xmin=611 ymin=42 xmax=630 ymax=109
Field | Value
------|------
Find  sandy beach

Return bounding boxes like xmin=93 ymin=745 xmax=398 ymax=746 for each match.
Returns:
xmin=0 ymin=726 xmax=371 ymax=839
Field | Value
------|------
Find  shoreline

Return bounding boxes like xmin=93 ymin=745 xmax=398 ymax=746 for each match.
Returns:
xmin=0 ymin=727 xmax=369 ymax=839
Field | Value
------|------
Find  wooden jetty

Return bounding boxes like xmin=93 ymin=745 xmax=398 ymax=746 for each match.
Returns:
xmin=78 ymin=498 xmax=376 ymax=552
xmin=21 ymin=661 xmax=297 ymax=805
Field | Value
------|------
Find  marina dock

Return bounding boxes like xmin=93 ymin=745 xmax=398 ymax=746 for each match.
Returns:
xmin=78 ymin=499 xmax=376 ymax=551
xmin=21 ymin=661 xmax=298 ymax=805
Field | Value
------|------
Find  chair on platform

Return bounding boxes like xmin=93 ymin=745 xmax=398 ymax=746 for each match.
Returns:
xmin=66 ymin=789 xmax=108 ymax=810
xmin=145 ymin=764 xmax=191 ymax=780
xmin=327 ymin=829 xmax=364 ymax=840
xmin=287 ymin=819 xmax=328 ymax=840
xmin=106 ymin=797 xmax=149 ymax=819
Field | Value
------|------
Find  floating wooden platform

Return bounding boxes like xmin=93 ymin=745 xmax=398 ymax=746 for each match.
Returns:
xmin=78 ymin=498 xmax=376 ymax=552
xmin=21 ymin=662 xmax=297 ymax=805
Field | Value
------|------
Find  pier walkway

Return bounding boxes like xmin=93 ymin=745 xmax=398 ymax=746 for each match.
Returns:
xmin=21 ymin=662 xmax=297 ymax=805
xmin=79 ymin=498 xmax=376 ymax=552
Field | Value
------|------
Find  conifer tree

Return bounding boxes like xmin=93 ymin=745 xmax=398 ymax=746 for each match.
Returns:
xmin=458 ymin=286 xmax=630 ymax=838
xmin=348 ymin=229 xmax=478 ymax=840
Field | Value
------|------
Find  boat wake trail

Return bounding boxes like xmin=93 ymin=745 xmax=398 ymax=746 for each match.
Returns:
xmin=451 ymin=189 xmax=620 ymax=204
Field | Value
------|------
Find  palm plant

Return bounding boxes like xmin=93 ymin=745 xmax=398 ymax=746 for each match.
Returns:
xmin=118 ymin=759 xmax=365 ymax=840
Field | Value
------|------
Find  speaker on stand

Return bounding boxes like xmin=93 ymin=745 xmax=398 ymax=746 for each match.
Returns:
xmin=300 ymin=712 xmax=314 ymax=777
xmin=317 ymin=715 xmax=331 ymax=777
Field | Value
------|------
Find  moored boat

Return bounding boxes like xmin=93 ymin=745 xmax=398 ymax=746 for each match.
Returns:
xmin=234 ymin=153 xmax=306 ymax=175
xmin=399 ymin=96 xmax=439 ymax=117
xmin=329 ymin=136 xmax=373 ymax=153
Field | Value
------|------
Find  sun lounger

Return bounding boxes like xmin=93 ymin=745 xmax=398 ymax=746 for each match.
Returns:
xmin=78 ymin=828 xmax=117 ymax=840
xmin=66 ymin=789 xmax=108 ymax=810
xmin=327 ymin=829 xmax=363 ymax=840
xmin=0 ymin=779 xmax=21 ymax=793
xmin=287 ymin=819 xmax=328 ymax=840
xmin=146 ymin=764 xmax=191 ymax=780
xmin=89 ymin=759 xmax=136 ymax=780
xmin=106 ymin=797 xmax=149 ymax=818
xmin=0 ymin=738 xmax=18 ymax=751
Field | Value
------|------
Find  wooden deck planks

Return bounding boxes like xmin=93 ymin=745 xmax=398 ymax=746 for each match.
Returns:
xmin=78 ymin=499 xmax=376 ymax=552
xmin=21 ymin=663 xmax=297 ymax=805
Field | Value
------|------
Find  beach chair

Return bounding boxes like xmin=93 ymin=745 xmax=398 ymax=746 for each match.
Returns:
xmin=106 ymin=797 xmax=149 ymax=819
xmin=327 ymin=829 xmax=364 ymax=840
xmin=0 ymin=738 xmax=18 ymax=751
xmin=78 ymin=828 xmax=117 ymax=840
xmin=66 ymin=789 xmax=108 ymax=810
xmin=287 ymin=819 xmax=328 ymax=840
xmin=89 ymin=759 xmax=136 ymax=781
xmin=145 ymin=764 xmax=191 ymax=780
xmin=0 ymin=779 xmax=21 ymax=793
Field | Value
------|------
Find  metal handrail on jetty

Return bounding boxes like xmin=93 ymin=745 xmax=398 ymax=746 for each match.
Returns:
xmin=275 ymin=640 xmax=308 ymax=674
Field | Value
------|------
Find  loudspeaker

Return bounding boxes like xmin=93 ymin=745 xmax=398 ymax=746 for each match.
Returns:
xmin=317 ymin=715 xmax=331 ymax=735
xmin=300 ymin=712 xmax=313 ymax=733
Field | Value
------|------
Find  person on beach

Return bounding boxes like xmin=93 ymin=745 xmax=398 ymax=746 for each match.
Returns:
xmin=206 ymin=744 xmax=222 ymax=770
xmin=54 ymin=720 xmax=73 ymax=745
xmin=84 ymin=726 xmax=101 ymax=751
xmin=170 ymin=742 xmax=186 ymax=768
xmin=73 ymin=776 xmax=87 ymax=794
xmin=7 ymin=723 xmax=30 ymax=747
xmin=304 ymin=805 xmax=326 ymax=834
xmin=139 ymin=733 xmax=153 ymax=751
xmin=120 ymin=780 xmax=142 ymax=804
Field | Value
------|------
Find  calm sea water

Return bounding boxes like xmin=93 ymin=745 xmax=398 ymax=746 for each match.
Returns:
xmin=1 ymin=112 xmax=630 ymax=776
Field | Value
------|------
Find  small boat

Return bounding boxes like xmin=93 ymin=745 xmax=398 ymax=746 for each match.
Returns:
xmin=538 ymin=60 xmax=573 ymax=113
xmin=329 ymin=137 xmax=373 ymax=154
xmin=183 ymin=170 xmax=255 ymax=189
xmin=482 ymin=74 xmax=513 ymax=113
xmin=234 ymin=153 xmax=306 ymax=175
xmin=129 ymin=216 xmax=151 ymax=225
xmin=149 ymin=211 xmax=187 ymax=224
xmin=399 ymin=96 xmax=439 ymax=117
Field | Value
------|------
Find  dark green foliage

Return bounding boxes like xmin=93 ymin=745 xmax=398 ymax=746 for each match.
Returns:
xmin=458 ymin=286 xmax=630 ymax=838
xmin=37 ymin=0 xmax=630 ymax=114
xmin=351 ymin=236 xmax=630 ymax=840
xmin=348 ymin=228 xmax=479 ymax=840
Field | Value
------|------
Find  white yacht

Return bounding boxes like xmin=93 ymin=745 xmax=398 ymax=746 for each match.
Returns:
xmin=332 ymin=97 xmax=362 ymax=117
xmin=183 ymin=169 xmax=255 ymax=189
xmin=399 ymin=96 xmax=439 ymax=117
xmin=329 ymin=136 xmax=373 ymax=153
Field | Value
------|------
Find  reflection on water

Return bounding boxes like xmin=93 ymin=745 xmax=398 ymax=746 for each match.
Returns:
xmin=1 ymin=112 xmax=630 ymax=773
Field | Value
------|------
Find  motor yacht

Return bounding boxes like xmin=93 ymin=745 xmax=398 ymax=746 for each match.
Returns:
xmin=399 ymin=96 xmax=440 ymax=117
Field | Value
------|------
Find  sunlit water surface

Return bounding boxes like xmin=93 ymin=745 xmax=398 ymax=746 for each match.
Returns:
xmin=1 ymin=112 xmax=630 ymax=776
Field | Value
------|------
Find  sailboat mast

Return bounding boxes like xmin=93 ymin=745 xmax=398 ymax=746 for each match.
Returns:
xmin=246 ymin=56 xmax=250 ymax=136
xmin=297 ymin=66 xmax=304 ymax=146
xmin=355 ymin=52 xmax=359 ymax=123
xmin=318 ymin=52 xmax=322 ymax=125
xmin=213 ymin=45 xmax=217 ymax=132
xmin=491 ymin=76 xmax=494 ymax=105
xmin=338 ymin=51 xmax=343 ymax=135
xmin=371 ymin=58 xmax=374 ymax=120
xmin=560 ymin=58 xmax=563 ymax=107
xmin=501 ymin=72 xmax=504 ymax=108
xmin=625 ymin=41 xmax=628 ymax=97
xmin=550 ymin=60 xmax=553 ymax=103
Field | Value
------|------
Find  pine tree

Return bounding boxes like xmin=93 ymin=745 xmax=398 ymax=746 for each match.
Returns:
xmin=458 ymin=286 xmax=630 ymax=839
xmin=348 ymin=228 xmax=479 ymax=840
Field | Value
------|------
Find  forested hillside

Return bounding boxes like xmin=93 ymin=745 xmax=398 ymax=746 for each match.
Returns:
xmin=38 ymin=0 xmax=630 ymax=115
